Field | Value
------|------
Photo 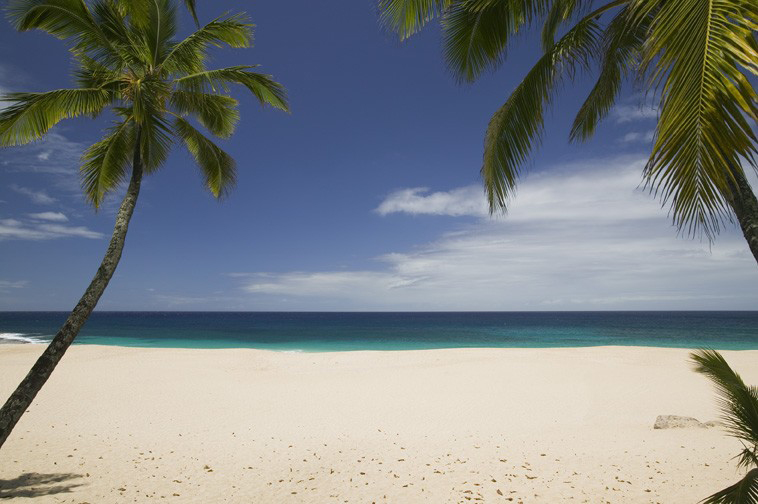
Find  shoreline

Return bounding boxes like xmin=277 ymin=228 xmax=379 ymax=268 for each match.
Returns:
xmin=4 ymin=341 xmax=758 ymax=352
xmin=1 ymin=344 xmax=757 ymax=502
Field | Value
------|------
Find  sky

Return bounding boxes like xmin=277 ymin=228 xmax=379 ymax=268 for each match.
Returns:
xmin=0 ymin=0 xmax=756 ymax=311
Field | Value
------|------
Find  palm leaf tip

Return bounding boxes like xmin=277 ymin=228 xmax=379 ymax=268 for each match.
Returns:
xmin=378 ymin=0 xmax=450 ymax=41
xmin=482 ymin=14 xmax=601 ymax=213
xmin=174 ymin=116 xmax=237 ymax=198
xmin=0 ymin=89 xmax=111 ymax=147
xmin=691 ymin=348 xmax=758 ymax=446
xmin=699 ymin=468 xmax=758 ymax=504
xmin=176 ymin=66 xmax=289 ymax=112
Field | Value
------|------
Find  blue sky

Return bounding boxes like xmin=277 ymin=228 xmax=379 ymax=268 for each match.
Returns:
xmin=0 ymin=0 xmax=756 ymax=311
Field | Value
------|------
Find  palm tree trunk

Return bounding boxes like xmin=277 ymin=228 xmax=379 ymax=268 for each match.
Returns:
xmin=0 ymin=135 xmax=144 ymax=450
xmin=726 ymin=167 xmax=758 ymax=265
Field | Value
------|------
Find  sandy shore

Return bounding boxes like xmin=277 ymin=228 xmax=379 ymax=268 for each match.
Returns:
xmin=0 ymin=345 xmax=756 ymax=503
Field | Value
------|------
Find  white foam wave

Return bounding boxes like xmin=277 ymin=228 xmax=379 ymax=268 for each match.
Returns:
xmin=0 ymin=333 xmax=48 ymax=344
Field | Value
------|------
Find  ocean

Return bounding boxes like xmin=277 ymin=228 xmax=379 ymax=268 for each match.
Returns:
xmin=1 ymin=311 xmax=757 ymax=351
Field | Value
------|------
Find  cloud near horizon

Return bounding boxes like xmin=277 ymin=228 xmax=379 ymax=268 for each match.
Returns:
xmin=234 ymin=156 xmax=757 ymax=311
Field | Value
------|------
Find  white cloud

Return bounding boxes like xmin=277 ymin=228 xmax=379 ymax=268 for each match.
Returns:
xmin=10 ymin=184 xmax=56 ymax=204
xmin=237 ymin=156 xmax=757 ymax=311
xmin=0 ymin=86 xmax=8 ymax=112
xmin=376 ymin=186 xmax=487 ymax=217
xmin=0 ymin=216 xmax=103 ymax=240
xmin=5 ymin=132 xmax=85 ymax=176
xmin=0 ymin=280 xmax=27 ymax=292
xmin=27 ymin=211 xmax=68 ymax=222
xmin=612 ymin=104 xmax=658 ymax=123
xmin=619 ymin=130 xmax=655 ymax=144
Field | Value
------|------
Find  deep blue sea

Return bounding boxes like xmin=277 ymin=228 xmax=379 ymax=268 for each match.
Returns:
xmin=0 ymin=311 xmax=757 ymax=351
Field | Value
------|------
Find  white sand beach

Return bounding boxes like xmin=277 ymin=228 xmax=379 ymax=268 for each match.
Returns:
xmin=0 ymin=345 xmax=756 ymax=503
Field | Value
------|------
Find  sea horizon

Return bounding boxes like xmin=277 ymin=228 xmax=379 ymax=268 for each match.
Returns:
xmin=2 ymin=310 xmax=757 ymax=351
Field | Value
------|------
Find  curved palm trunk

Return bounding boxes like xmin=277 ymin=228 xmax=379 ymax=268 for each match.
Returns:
xmin=0 ymin=137 xmax=143 ymax=450
xmin=726 ymin=167 xmax=758 ymax=265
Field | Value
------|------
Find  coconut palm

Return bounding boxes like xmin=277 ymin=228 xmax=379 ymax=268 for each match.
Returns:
xmin=0 ymin=0 xmax=288 ymax=449
xmin=691 ymin=349 xmax=758 ymax=503
xmin=378 ymin=0 xmax=758 ymax=262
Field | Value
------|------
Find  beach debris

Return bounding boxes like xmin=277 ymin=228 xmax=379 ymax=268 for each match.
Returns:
xmin=652 ymin=415 xmax=719 ymax=429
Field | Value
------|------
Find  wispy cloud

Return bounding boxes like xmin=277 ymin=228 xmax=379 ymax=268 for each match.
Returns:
xmin=3 ymin=132 xmax=85 ymax=176
xmin=235 ymin=156 xmax=757 ymax=311
xmin=27 ymin=211 xmax=68 ymax=222
xmin=612 ymin=104 xmax=658 ymax=123
xmin=0 ymin=216 xmax=102 ymax=240
xmin=0 ymin=280 xmax=27 ymax=292
xmin=10 ymin=184 xmax=56 ymax=204
xmin=619 ymin=130 xmax=655 ymax=144
xmin=376 ymin=186 xmax=487 ymax=217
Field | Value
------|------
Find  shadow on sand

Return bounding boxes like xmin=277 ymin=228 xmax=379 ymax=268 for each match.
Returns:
xmin=0 ymin=472 xmax=85 ymax=499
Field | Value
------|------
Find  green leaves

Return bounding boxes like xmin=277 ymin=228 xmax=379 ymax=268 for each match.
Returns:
xmin=176 ymin=66 xmax=289 ymax=111
xmin=570 ymin=5 xmax=649 ymax=142
xmin=379 ymin=0 xmax=451 ymax=40
xmin=7 ymin=0 xmax=103 ymax=49
xmin=700 ymin=469 xmax=758 ymax=504
xmin=161 ymin=13 xmax=253 ymax=75
xmin=442 ymin=0 xmax=540 ymax=82
xmin=174 ymin=116 xmax=236 ymax=198
xmin=0 ymin=88 xmax=110 ymax=146
xmin=482 ymin=16 xmax=601 ymax=212
xmin=81 ymin=118 xmax=135 ymax=207
xmin=641 ymin=0 xmax=758 ymax=238
xmin=170 ymin=91 xmax=239 ymax=138
xmin=691 ymin=349 xmax=758 ymax=444
xmin=692 ymin=349 xmax=758 ymax=504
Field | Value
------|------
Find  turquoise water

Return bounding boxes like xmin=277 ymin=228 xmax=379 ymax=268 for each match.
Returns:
xmin=1 ymin=311 xmax=757 ymax=351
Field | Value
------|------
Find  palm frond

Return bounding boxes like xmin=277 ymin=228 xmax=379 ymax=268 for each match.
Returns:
xmin=141 ymin=0 xmax=178 ymax=68
xmin=691 ymin=349 xmax=758 ymax=446
xmin=74 ymin=55 xmax=126 ymax=91
xmin=442 ymin=0 xmax=550 ymax=83
xmin=0 ymin=89 xmax=111 ymax=146
xmin=700 ymin=468 xmax=758 ymax=504
xmin=482 ymin=15 xmax=601 ymax=212
xmin=140 ymin=114 xmax=173 ymax=172
xmin=175 ymin=66 xmax=289 ymax=111
xmin=378 ymin=0 xmax=451 ymax=40
xmin=89 ymin=0 xmax=145 ymax=69
xmin=540 ymin=0 xmax=588 ymax=51
xmin=160 ymin=13 xmax=253 ymax=75
xmin=737 ymin=444 xmax=758 ymax=471
xmin=80 ymin=118 xmax=135 ymax=207
xmin=174 ymin=116 xmax=236 ymax=198
xmin=569 ymin=4 xmax=649 ymax=142
xmin=113 ymin=0 xmax=149 ymax=28
xmin=170 ymin=91 xmax=239 ymax=138
xmin=183 ymin=0 xmax=199 ymax=26
xmin=7 ymin=0 xmax=104 ymax=51
xmin=641 ymin=0 xmax=758 ymax=238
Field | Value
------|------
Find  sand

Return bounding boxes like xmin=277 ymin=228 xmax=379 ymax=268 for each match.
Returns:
xmin=0 ymin=344 xmax=756 ymax=503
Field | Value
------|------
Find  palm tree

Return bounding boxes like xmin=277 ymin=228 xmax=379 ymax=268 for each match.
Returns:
xmin=377 ymin=0 xmax=758 ymax=262
xmin=691 ymin=349 xmax=758 ymax=503
xmin=0 ymin=0 xmax=288 ymax=449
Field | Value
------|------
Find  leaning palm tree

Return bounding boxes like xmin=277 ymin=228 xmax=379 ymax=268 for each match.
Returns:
xmin=691 ymin=349 xmax=758 ymax=503
xmin=0 ymin=0 xmax=288 ymax=449
xmin=378 ymin=0 xmax=758 ymax=262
